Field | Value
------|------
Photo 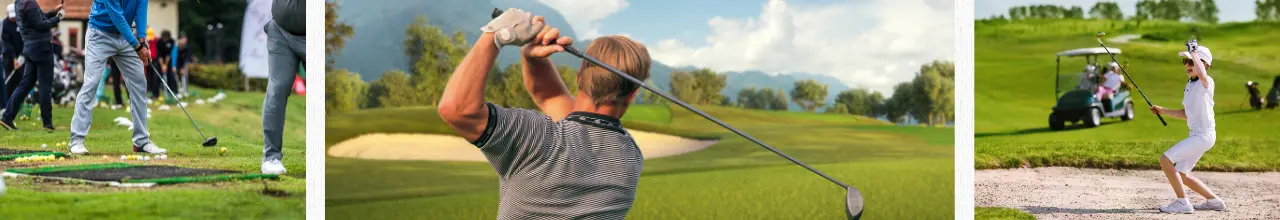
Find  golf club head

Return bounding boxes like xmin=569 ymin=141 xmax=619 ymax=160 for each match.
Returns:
xmin=202 ymin=137 xmax=218 ymax=147
xmin=846 ymin=187 xmax=864 ymax=220
xmin=1096 ymin=32 xmax=1105 ymax=39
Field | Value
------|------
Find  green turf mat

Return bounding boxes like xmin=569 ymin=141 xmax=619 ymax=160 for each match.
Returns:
xmin=127 ymin=173 xmax=280 ymax=185
xmin=0 ymin=151 xmax=69 ymax=161
xmin=5 ymin=162 xmax=136 ymax=174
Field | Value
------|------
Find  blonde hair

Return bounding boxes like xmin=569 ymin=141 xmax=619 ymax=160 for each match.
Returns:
xmin=578 ymin=36 xmax=651 ymax=106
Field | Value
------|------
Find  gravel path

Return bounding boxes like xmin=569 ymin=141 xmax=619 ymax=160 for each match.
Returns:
xmin=977 ymin=167 xmax=1280 ymax=219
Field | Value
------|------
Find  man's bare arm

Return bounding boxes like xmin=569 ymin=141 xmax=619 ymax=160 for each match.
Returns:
xmin=520 ymin=17 xmax=575 ymax=121
xmin=438 ymin=33 xmax=500 ymax=142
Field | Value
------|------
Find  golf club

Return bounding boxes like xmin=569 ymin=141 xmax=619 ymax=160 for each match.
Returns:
xmin=491 ymin=8 xmax=863 ymax=219
xmin=147 ymin=64 xmax=217 ymax=147
xmin=1096 ymin=32 xmax=1167 ymax=126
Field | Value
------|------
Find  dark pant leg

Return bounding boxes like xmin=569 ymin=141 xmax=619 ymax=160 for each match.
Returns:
xmin=146 ymin=62 xmax=159 ymax=99
xmin=111 ymin=61 xmax=123 ymax=105
xmin=0 ymin=54 xmax=9 ymax=109
xmin=33 ymin=60 xmax=52 ymax=127
xmin=165 ymin=67 xmax=178 ymax=97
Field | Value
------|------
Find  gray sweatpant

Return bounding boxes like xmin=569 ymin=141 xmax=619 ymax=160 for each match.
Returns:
xmin=263 ymin=21 xmax=303 ymax=162
xmin=70 ymin=28 xmax=152 ymax=147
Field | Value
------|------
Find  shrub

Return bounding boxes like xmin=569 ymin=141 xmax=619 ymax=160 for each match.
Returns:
xmin=188 ymin=63 xmax=270 ymax=92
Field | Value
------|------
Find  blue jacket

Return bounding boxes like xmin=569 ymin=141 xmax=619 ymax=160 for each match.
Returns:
xmin=1 ymin=19 xmax=22 ymax=57
xmin=88 ymin=0 xmax=146 ymax=47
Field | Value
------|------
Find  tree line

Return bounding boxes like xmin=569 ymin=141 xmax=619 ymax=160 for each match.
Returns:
xmin=324 ymin=6 xmax=955 ymax=125
xmin=992 ymin=0 xmax=1220 ymax=23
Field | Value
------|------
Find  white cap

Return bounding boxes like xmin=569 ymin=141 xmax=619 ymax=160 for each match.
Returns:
xmin=6 ymin=4 xmax=13 ymax=19
xmin=1179 ymin=47 xmax=1214 ymax=66
xmin=1085 ymin=65 xmax=1096 ymax=72
xmin=1108 ymin=62 xmax=1119 ymax=68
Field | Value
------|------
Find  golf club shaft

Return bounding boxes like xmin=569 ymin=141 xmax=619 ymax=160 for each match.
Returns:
xmin=1095 ymin=39 xmax=1167 ymax=126
xmin=564 ymin=46 xmax=850 ymax=189
xmin=147 ymin=64 xmax=208 ymax=138
xmin=493 ymin=8 xmax=849 ymax=189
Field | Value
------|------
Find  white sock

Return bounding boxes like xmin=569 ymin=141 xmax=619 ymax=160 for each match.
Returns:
xmin=1177 ymin=198 xmax=1190 ymax=204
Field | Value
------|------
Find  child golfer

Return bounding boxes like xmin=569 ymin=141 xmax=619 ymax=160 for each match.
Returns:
xmin=438 ymin=8 xmax=650 ymax=219
xmin=1150 ymin=40 xmax=1225 ymax=213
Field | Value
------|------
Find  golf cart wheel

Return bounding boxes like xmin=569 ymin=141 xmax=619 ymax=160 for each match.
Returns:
xmin=1084 ymin=108 xmax=1102 ymax=127
xmin=1049 ymin=114 xmax=1065 ymax=130
xmin=1120 ymin=101 xmax=1134 ymax=121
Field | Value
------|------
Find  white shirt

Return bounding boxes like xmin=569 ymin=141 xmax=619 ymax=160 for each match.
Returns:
xmin=1103 ymin=71 xmax=1124 ymax=90
xmin=1182 ymin=75 xmax=1215 ymax=133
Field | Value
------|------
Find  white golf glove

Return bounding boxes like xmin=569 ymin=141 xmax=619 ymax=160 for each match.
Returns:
xmin=1186 ymin=39 xmax=1199 ymax=52
xmin=55 ymin=10 xmax=64 ymax=20
xmin=480 ymin=8 xmax=542 ymax=49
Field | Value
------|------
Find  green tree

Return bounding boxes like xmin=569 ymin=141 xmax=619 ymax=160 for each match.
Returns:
xmin=885 ymin=82 xmax=914 ymax=123
xmin=869 ymin=91 xmax=887 ymax=117
xmin=367 ymin=70 xmax=419 ymax=108
xmin=826 ymin=103 xmax=849 ymax=114
xmin=1192 ymin=0 xmax=1219 ymax=23
xmin=1257 ymin=0 xmax=1280 ymax=21
xmin=1090 ymin=2 xmax=1124 ymax=20
xmin=500 ymin=64 xmax=537 ymax=109
xmin=738 ymin=87 xmax=766 ymax=109
xmin=834 ymin=88 xmax=877 ymax=116
xmin=403 ymin=16 xmax=468 ymax=106
xmin=766 ymin=88 xmax=789 ymax=111
xmin=325 ymin=68 xmax=366 ymax=113
xmin=670 ymin=68 xmax=727 ymax=105
xmin=790 ymin=80 xmax=828 ymax=112
xmin=325 ymin=1 xmax=354 ymax=67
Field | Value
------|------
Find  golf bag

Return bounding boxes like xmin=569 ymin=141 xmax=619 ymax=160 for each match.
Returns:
xmin=1247 ymin=81 xmax=1263 ymax=110
xmin=1268 ymin=75 xmax=1280 ymax=109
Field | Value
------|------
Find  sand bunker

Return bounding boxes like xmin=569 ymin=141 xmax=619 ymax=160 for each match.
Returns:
xmin=328 ymin=129 xmax=717 ymax=161
xmin=977 ymin=167 xmax=1280 ymax=219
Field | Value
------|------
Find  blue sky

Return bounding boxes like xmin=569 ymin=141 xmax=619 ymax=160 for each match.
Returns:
xmin=975 ymin=0 xmax=1257 ymax=22
xmin=533 ymin=0 xmax=955 ymax=94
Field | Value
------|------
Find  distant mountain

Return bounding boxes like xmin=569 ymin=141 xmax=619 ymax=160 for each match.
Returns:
xmin=331 ymin=0 xmax=854 ymax=112
xmin=333 ymin=0 xmax=577 ymax=80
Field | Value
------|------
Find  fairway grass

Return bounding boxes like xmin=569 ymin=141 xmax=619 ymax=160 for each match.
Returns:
xmin=975 ymin=207 xmax=1035 ymax=220
xmin=327 ymin=159 xmax=952 ymax=219
xmin=0 ymin=87 xmax=306 ymax=217
xmin=326 ymin=104 xmax=951 ymax=218
xmin=976 ymin=20 xmax=1280 ymax=171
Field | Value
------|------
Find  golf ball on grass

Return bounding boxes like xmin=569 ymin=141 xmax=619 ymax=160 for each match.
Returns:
xmin=219 ymin=147 xmax=227 ymax=155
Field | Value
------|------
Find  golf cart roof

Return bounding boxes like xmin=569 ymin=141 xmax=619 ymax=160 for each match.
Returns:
xmin=1057 ymin=47 xmax=1121 ymax=57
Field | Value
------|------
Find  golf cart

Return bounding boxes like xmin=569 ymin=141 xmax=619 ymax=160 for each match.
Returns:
xmin=1049 ymin=47 xmax=1135 ymax=130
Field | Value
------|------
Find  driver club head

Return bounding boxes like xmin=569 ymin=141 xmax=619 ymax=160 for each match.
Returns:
xmin=846 ymin=187 xmax=864 ymax=220
xmin=202 ymin=137 xmax=218 ymax=147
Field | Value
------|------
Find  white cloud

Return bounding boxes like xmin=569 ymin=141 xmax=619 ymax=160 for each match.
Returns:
xmin=647 ymin=0 xmax=954 ymax=94
xmin=536 ymin=0 xmax=629 ymax=39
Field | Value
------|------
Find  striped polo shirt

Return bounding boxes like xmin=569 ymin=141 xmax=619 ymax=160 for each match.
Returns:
xmin=472 ymin=102 xmax=644 ymax=220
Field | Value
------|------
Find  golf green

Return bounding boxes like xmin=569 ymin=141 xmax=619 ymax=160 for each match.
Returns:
xmin=326 ymin=104 xmax=953 ymax=219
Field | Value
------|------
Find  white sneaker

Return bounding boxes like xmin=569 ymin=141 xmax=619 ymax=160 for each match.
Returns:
xmin=133 ymin=143 xmax=168 ymax=154
xmin=1194 ymin=198 xmax=1227 ymax=211
xmin=1160 ymin=198 xmax=1194 ymax=214
xmin=262 ymin=159 xmax=287 ymax=174
xmin=69 ymin=143 xmax=89 ymax=154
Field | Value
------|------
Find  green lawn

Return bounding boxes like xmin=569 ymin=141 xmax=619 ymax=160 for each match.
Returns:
xmin=975 ymin=207 xmax=1035 ymax=220
xmin=976 ymin=19 xmax=1280 ymax=171
xmin=0 ymin=87 xmax=306 ymax=218
xmin=326 ymin=104 xmax=951 ymax=219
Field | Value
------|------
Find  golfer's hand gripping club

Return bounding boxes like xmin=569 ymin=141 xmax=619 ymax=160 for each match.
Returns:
xmin=1095 ymin=32 xmax=1167 ymax=126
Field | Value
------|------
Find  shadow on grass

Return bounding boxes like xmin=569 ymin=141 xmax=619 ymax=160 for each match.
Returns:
xmin=976 ymin=120 xmax=1125 ymax=138
xmin=1022 ymin=206 xmax=1146 ymax=215
xmin=1218 ymin=108 xmax=1276 ymax=116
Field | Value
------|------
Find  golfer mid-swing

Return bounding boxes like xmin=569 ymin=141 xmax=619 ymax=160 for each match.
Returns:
xmin=1150 ymin=40 xmax=1225 ymax=213
xmin=439 ymin=8 xmax=649 ymax=219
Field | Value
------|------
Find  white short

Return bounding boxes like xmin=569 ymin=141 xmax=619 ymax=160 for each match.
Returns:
xmin=1163 ymin=132 xmax=1216 ymax=173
